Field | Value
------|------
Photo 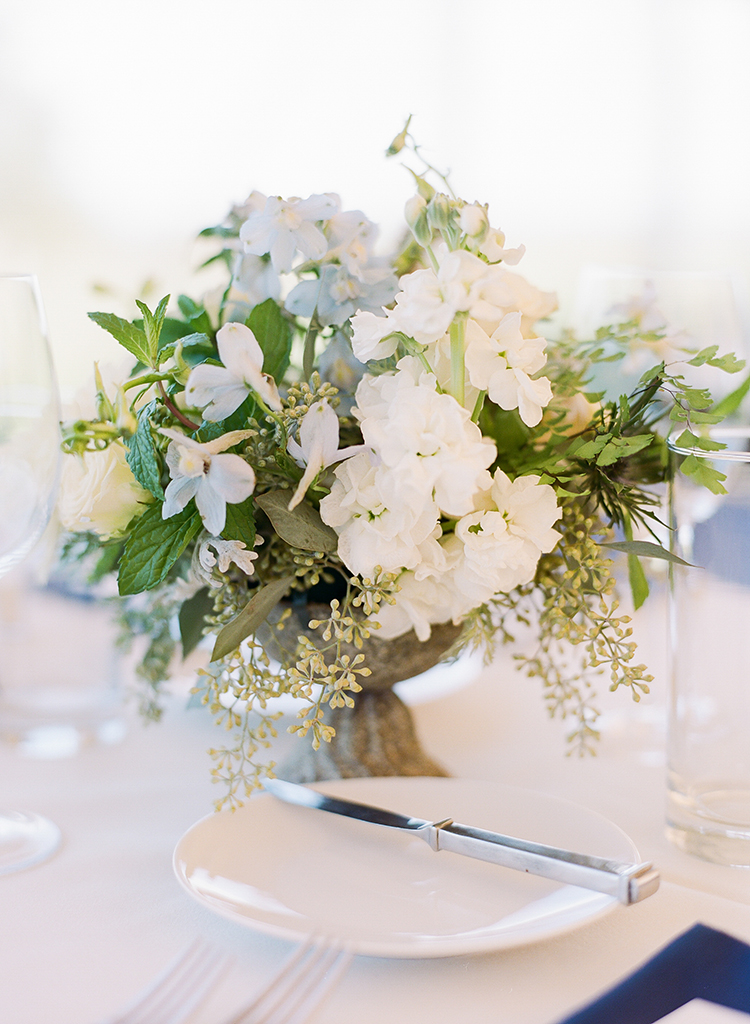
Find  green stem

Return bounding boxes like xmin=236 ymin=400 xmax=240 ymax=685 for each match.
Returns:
xmin=123 ymin=371 xmax=171 ymax=392
xmin=449 ymin=313 xmax=467 ymax=407
xmin=424 ymin=245 xmax=440 ymax=273
xmin=471 ymin=389 xmax=487 ymax=423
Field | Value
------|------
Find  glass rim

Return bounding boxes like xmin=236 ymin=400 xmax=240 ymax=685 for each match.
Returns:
xmin=667 ymin=426 xmax=750 ymax=463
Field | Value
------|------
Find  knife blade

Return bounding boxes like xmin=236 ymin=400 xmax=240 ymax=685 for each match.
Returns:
xmin=263 ymin=778 xmax=659 ymax=905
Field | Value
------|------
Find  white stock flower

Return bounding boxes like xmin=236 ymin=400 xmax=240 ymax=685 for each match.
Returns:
xmin=354 ymin=363 xmax=495 ymax=517
xmin=350 ymin=308 xmax=402 ymax=362
xmin=477 ymin=267 xmax=558 ymax=337
xmin=372 ymin=559 xmax=465 ymax=641
xmin=58 ymin=441 xmax=152 ymax=540
xmin=286 ymin=262 xmax=397 ymax=327
xmin=239 ymin=193 xmax=340 ymax=273
xmin=392 ymin=251 xmax=490 ymax=345
xmin=161 ymin=428 xmax=256 ymax=536
xmin=320 ymin=451 xmax=442 ymax=578
xmin=286 ymin=399 xmax=366 ymax=509
xmin=185 ymin=322 xmax=282 ymax=421
xmin=452 ymin=469 xmax=560 ymax=600
xmin=464 ymin=312 xmax=553 ymax=427
xmin=197 ymin=536 xmax=259 ymax=577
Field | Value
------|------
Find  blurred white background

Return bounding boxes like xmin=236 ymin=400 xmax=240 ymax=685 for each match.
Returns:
xmin=1 ymin=0 xmax=749 ymax=398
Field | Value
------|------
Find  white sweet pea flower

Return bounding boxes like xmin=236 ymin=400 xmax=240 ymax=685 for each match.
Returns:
xmin=286 ymin=399 xmax=366 ymax=510
xmin=185 ymin=322 xmax=281 ymax=421
xmin=161 ymin=428 xmax=256 ymax=536
xmin=239 ymin=193 xmax=340 ymax=273
xmin=464 ymin=312 xmax=553 ymax=427
xmin=197 ymin=535 xmax=259 ymax=577
xmin=286 ymin=262 xmax=397 ymax=327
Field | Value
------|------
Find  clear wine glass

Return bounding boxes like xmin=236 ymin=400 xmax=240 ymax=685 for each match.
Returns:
xmin=0 ymin=273 xmax=63 ymax=873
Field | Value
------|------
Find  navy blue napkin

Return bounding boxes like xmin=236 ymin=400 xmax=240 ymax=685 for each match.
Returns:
xmin=555 ymin=924 xmax=750 ymax=1023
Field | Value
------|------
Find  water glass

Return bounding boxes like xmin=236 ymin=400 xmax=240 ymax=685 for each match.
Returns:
xmin=667 ymin=428 xmax=750 ymax=865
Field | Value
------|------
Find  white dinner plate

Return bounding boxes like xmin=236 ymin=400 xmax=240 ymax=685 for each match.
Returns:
xmin=173 ymin=776 xmax=640 ymax=959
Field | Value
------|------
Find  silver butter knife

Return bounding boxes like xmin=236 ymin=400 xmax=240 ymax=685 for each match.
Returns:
xmin=264 ymin=778 xmax=659 ymax=905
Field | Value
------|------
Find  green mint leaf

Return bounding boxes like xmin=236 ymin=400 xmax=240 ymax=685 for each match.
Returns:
xmin=125 ymin=401 xmax=164 ymax=498
xmin=88 ymin=311 xmax=150 ymax=366
xmin=157 ymin=332 xmax=213 ymax=365
xmin=211 ymin=575 xmax=295 ymax=661
xmin=246 ymin=299 xmax=292 ymax=382
xmin=135 ymin=295 xmax=169 ymax=365
xmin=254 ymin=489 xmax=338 ymax=553
xmin=177 ymin=295 xmax=214 ymax=335
xmin=178 ymin=587 xmax=214 ymax=658
xmin=221 ymin=495 xmax=256 ymax=550
xmin=118 ymin=502 xmax=202 ymax=595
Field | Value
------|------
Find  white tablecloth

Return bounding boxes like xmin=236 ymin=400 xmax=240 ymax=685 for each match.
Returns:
xmin=2 ymin=590 xmax=750 ymax=1024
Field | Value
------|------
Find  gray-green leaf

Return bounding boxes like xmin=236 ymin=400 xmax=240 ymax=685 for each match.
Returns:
xmin=118 ymin=503 xmax=202 ymax=595
xmin=178 ymin=587 xmax=214 ymax=658
xmin=254 ymin=489 xmax=338 ymax=553
xmin=211 ymin=575 xmax=295 ymax=661
xmin=602 ymin=540 xmax=694 ymax=567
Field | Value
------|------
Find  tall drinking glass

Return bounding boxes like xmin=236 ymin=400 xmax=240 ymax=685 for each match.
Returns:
xmin=668 ymin=428 xmax=750 ymax=865
xmin=0 ymin=274 xmax=62 ymax=873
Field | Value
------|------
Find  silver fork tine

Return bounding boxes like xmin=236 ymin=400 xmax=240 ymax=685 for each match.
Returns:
xmin=101 ymin=938 xmax=229 ymax=1024
xmin=224 ymin=938 xmax=352 ymax=1024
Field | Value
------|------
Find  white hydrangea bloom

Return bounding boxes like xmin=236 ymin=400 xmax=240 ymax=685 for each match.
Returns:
xmin=185 ymin=322 xmax=282 ymax=421
xmin=239 ymin=193 xmax=340 ymax=273
xmin=464 ymin=312 xmax=553 ymax=427
xmin=161 ymin=428 xmax=256 ymax=536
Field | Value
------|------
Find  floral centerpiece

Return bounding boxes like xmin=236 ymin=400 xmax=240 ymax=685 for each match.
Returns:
xmin=59 ymin=124 xmax=743 ymax=806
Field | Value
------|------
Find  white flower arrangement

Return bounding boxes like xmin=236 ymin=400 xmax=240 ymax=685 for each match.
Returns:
xmin=60 ymin=122 xmax=744 ymax=805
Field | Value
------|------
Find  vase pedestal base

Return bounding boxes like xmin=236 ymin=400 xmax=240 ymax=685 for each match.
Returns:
xmin=276 ymin=687 xmax=448 ymax=783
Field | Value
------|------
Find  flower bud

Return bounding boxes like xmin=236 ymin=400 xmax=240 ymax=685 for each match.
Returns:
xmin=404 ymin=195 xmax=432 ymax=246
xmin=427 ymin=193 xmax=453 ymax=230
xmin=114 ymin=385 xmax=137 ymax=437
xmin=459 ymin=203 xmax=489 ymax=242
xmin=93 ymin=363 xmax=115 ymax=422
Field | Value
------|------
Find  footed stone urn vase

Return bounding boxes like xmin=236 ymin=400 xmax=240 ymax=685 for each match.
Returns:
xmin=258 ymin=602 xmax=461 ymax=783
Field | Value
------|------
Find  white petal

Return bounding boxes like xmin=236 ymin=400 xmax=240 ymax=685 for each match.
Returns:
xmin=206 ymin=453 xmax=256 ymax=503
xmin=216 ymin=323 xmax=264 ymax=379
xmin=202 ymin=429 xmax=255 ymax=454
xmin=162 ymin=475 xmax=199 ymax=518
xmin=294 ymin=220 xmax=329 ymax=261
xmin=194 ymin=480 xmax=227 ymax=536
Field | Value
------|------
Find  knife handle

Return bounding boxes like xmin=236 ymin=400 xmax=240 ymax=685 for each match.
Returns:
xmin=416 ymin=819 xmax=660 ymax=905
